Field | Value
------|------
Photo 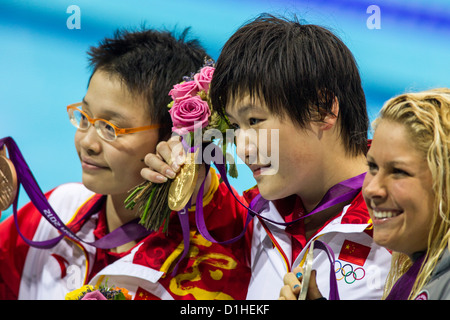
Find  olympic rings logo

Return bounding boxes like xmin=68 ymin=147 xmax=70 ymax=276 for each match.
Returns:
xmin=334 ymin=260 xmax=365 ymax=284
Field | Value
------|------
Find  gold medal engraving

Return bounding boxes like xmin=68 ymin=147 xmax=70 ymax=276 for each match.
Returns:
xmin=0 ymin=147 xmax=18 ymax=211
xmin=168 ymin=150 xmax=199 ymax=211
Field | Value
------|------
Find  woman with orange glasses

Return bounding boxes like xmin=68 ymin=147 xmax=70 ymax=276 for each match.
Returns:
xmin=67 ymin=102 xmax=161 ymax=142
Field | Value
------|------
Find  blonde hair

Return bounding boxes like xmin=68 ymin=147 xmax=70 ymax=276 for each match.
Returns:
xmin=373 ymin=88 xmax=450 ymax=299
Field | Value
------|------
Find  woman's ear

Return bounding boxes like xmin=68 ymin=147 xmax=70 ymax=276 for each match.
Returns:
xmin=315 ymin=97 xmax=339 ymax=131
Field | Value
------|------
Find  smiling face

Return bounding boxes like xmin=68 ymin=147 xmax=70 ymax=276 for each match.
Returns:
xmin=74 ymin=70 xmax=159 ymax=196
xmin=362 ymin=119 xmax=434 ymax=256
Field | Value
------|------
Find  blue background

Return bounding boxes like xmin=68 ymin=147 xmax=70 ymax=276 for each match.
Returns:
xmin=1 ymin=0 xmax=450 ymax=221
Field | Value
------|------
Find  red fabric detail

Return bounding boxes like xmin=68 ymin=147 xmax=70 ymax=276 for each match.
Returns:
xmin=133 ymin=180 xmax=251 ymax=300
xmin=134 ymin=287 xmax=161 ymax=300
xmin=364 ymin=227 xmax=374 ymax=237
xmin=242 ymin=186 xmax=259 ymax=204
xmin=203 ymin=182 xmax=250 ymax=245
xmin=0 ymin=188 xmax=56 ymax=299
xmin=50 ymin=253 xmax=69 ymax=278
xmin=66 ymin=194 xmax=104 ymax=233
xmin=242 ymin=187 xmax=259 ymax=264
xmin=273 ymin=195 xmax=307 ymax=259
xmin=340 ymin=192 xmax=370 ymax=225
xmin=338 ymin=240 xmax=371 ymax=266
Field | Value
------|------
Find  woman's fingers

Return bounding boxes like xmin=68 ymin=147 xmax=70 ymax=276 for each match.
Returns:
xmin=140 ymin=137 xmax=186 ymax=183
xmin=279 ymin=266 xmax=324 ymax=300
xmin=279 ymin=284 xmax=298 ymax=300
xmin=141 ymin=153 xmax=171 ymax=183
xmin=155 ymin=136 xmax=185 ymax=169
xmin=279 ymin=267 xmax=304 ymax=300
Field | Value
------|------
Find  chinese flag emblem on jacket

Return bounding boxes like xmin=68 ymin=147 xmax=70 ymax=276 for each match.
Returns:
xmin=338 ymin=240 xmax=371 ymax=266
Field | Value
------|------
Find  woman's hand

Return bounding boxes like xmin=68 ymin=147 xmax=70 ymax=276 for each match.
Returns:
xmin=279 ymin=267 xmax=324 ymax=300
xmin=141 ymin=136 xmax=186 ymax=183
xmin=140 ymin=136 xmax=210 ymax=203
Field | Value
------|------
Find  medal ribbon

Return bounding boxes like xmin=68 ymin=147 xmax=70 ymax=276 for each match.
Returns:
xmin=0 ymin=136 xmax=151 ymax=249
xmin=298 ymin=239 xmax=340 ymax=300
xmin=385 ymin=253 xmax=426 ymax=300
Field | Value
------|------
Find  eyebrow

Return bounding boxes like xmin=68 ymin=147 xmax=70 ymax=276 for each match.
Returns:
xmin=367 ymin=154 xmax=412 ymax=167
xmin=387 ymin=160 xmax=413 ymax=167
xmin=81 ymin=97 xmax=127 ymax=122
xmin=225 ymin=104 xmax=262 ymax=118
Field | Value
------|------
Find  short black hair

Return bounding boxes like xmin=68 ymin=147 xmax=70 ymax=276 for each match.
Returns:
xmin=210 ymin=14 xmax=369 ymax=156
xmin=87 ymin=27 xmax=209 ymax=140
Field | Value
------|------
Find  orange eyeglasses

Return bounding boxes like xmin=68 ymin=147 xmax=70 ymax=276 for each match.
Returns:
xmin=67 ymin=102 xmax=161 ymax=141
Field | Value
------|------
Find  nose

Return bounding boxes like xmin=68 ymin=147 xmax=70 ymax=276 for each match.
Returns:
xmin=235 ymin=128 xmax=258 ymax=165
xmin=76 ymin=125 xmax=102 ymax=155
xmin=362 ymin=172 xmax=387 ymax=204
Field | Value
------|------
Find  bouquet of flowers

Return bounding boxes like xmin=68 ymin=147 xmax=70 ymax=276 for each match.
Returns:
xmin=65 ymin=282 xmax=132 ymax=300
xmin=124 ymin=59 xmax=237 ymax=233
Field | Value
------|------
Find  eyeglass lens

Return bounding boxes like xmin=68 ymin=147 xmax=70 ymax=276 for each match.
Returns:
xmin=69 ymin=108 xmax=117 ymax=141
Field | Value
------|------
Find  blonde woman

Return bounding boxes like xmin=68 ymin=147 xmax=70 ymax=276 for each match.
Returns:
xmin=363 ymin=88 xmax=450 ymax=300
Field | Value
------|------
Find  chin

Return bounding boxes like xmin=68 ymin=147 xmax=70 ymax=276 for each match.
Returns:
xmin=373 ymin=233 xmax=398 ymax=253
xmin=257 ymin=183 xmax=287 ymax=201
xmin=83 ymin=183 xmax=105 ymax=195
xmin=82 ymin=178 xmax=111 ymax=195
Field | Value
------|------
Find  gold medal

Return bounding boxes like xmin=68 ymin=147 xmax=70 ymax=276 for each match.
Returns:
xmin=0 ymin=147 xmax=18 ymax=211
xmin=168 ymin=150 xmax=199 ymax=211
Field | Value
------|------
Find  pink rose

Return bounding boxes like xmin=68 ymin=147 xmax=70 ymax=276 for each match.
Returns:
xmin=81 ymin=290 xmax=107 ymax=300
xmin=169 ymin=80 xmax=199 ymax=101
xmin=169 ymin=95 xmax=211 ymax=135
xmin=194 ymin=66 xmax=214 ymax=93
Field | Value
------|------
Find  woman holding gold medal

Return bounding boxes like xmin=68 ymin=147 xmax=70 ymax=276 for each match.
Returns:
xmin=142 ymin=14 xmax=393 ymax=300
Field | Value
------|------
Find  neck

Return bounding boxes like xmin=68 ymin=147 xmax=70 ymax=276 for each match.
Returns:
xmin=300 ymin=153 xmax=367 ymax=239
xmin=300 ymin=153 xmax=367 ymax=213
xmin=409 ymin=250 xmax=427 ymax=262
xmin=304 ymin=202 xmax=349 ymax=240
xmin=105 ymin=193 xmax=139 ymax=253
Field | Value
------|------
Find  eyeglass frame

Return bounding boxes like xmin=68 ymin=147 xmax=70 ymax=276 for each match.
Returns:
xmin=66 ymin=102 xmax=162 ymax=141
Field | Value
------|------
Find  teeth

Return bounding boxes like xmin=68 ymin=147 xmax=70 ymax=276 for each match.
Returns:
xmin=373 ymin=211 xmax=401 ymax=219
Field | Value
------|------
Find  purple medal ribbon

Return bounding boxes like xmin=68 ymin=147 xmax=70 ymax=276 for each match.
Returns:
xmin=385 ymin=253 xmax=426 ymax=300
xmin=171 ymin=198 xmax=192 ymax=276
xmin=313 ymin=240 xmax=340 ymax=300
xmin=0 ymin=136 xmax=151 ymax=250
